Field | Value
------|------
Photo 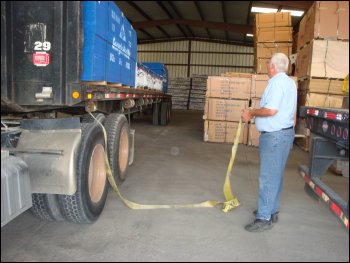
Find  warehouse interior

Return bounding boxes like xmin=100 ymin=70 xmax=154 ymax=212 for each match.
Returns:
xmin=1 ymin=1 xmax=349 ymax=262
xmin=1 ymin=111 xmax=349 ymax=261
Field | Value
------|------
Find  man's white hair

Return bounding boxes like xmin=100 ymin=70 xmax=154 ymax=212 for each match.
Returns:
xmin=270 ymin=53 xmax=289 ymax=73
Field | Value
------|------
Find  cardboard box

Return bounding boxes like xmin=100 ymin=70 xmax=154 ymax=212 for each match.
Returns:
xmin=296 ymin=40 xmax=349 ymax=79
xmin=204 ymin=98 xmax=248 ymax=122
xmin=256 ymin=42 xmax=292 ymax=58
xmin=255 ymin=58 xmax=293 ymax=75
xmin=255 ymin=58 xmax=269 ymax=74
xmin=204 ymin=120 xmax=248 ymax=144
xmin=255 ymin=12 xmax=292 ymax=28
xmin=298 ymin=92 xmax=344 ymax=108
xmin=206 ymin=76 xmax=251 ymax=99
xmin=298 ymin=78 xmax=344 ymax=95
xmin=251 ymin=74 xmax=269 ymax=97
xmin=292 ymin=32 xmax=299 ymax=54
xmin=342 ymin=96 xmax=349 ymax=109
xmin=250 ymin=74 xmax=298 ymax=98
xmin=248 ymin=124 xmax=260 ymax=147
xmin=250 ymin=98 xmax=261 ymax=109
xmin=297 ymin=1 xmax=349 ymax=49
xmin=220 ymin=72 xmax=252 ymax=78
xmin=338 ymin=1 xmax=349 ymax=40
xmin=255 ymin=26 xmax=292 ymax=43
xmin=251 ymin=74 xmax=297 ymax=98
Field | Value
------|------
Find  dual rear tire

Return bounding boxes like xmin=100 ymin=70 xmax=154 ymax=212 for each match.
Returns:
xmin=31 ymin=113 xmax=130 ymax=223
xmin=153 ymin=101 xmax=171 ymax=126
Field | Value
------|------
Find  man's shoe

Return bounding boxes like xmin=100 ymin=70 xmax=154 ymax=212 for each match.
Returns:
xmin=244 ymin=219 xmax=273 ymax=232
xmin=253 ymin=210 xmax=279 ymax=223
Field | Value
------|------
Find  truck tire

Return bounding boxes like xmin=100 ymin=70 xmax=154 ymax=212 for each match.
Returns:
xmin=81 ymin=113 xmax=105 ymax=124
xmin=160 ymin=101 xmax=170 ymax=126
xmin=104 ymin=114 xmax=130 ymax=184
xmin=31 ymin=194 xmax=65 ymax=221
xmin=167 ymin=101 xmax=171 ymax=124
xmin=152 ymin=103 xmax=160 ymax=125
xmin=169 ymin=100 xmax=172 ymax=120
xmin=58 ymin=122 xmax=109 ymax=223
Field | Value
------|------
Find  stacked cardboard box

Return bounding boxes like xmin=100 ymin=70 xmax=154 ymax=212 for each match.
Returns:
xmin=296 ymin=3 xmax=349 ymax=100
xmin=296 ymin=1 xmax=349 ymax=108
xmin=296 ymin=40 xmax=348 ymax=80
xmin=295 ymin=1 xmax=349 ymax=151
xmin=189 ymin=74 xmax=208 ymax=111
xmin=254 ymin=12 xmax=293 ymax=74
xmin=167 ymin=77 xmax=191 ymax=110
xmin=203 ymin=75 xmax=250 ymax=143
xmin=297 ymin=78 xmax=345 ymax=108
xmin=297 ymin=1 xmax=349 ymax=49
xmin=251 ymin=74 xmax=298 ymax=99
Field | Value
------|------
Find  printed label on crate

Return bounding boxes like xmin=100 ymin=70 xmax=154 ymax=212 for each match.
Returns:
xmin=32 ymin=52 xmax=50 ymax=67
xmin=112 ymin=38 xmax=131 ymax=59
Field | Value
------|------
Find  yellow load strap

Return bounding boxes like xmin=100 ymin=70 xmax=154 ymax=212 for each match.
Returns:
xmin=90 ymin=113 xmax=242 ymax=213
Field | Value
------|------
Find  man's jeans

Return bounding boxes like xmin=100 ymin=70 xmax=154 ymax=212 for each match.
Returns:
xmin=256 ymin=128 xmax=294 ymax=221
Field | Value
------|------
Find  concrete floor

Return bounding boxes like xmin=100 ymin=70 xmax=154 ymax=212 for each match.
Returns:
xmin=1 ymin=110 xmax=349 ymax=262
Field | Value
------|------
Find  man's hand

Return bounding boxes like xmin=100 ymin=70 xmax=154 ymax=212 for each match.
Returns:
xmin=242 ymin=109 xmax=253 ymax=123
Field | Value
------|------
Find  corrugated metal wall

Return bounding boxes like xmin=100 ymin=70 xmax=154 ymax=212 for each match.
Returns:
xmin=138 ymin=40 xmax=254 ymax=78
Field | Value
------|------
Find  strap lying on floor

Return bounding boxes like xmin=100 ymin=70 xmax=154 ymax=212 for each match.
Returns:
xmin=90 ymin=112 xmax=242 ymax=213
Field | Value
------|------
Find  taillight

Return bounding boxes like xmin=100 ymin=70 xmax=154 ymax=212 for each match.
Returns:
xmin=343 ymin=128 xmax=348 ymax=140
xmin=337 ymin=127 xmax=342 ymax=138
xmin=307 ymin=109 xmax=319 ymax=116
xmin=331 ymin=125 xmax=336 ymax=136
xmin=322 ymin=121 xmax=328 ymax=133
xmin=324 ymin=112 xmax=342 ymax=121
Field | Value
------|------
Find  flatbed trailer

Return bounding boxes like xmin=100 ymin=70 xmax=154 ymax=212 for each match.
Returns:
xmin=298 ymin=106 xmax=349 ymax=229
xmin=1 ymin=1 xmax=171 ymax=226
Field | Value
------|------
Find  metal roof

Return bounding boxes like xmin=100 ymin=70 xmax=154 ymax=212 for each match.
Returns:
xmin=115 ymin=1 xmax=314 ymax=46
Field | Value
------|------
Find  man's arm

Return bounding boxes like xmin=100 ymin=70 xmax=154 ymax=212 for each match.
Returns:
xmin=242 ymin=108 xmax=278 ymax=123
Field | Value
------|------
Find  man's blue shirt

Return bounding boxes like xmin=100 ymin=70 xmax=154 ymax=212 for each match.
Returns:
xmin=255 ymin=72 xmax=297 ymax=132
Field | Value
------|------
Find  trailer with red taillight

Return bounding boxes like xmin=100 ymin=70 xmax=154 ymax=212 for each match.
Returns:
xmin=298 ymin=106 xmax=349 ymax=229
xmin=1 ymin=1 xmax=171 ymax=227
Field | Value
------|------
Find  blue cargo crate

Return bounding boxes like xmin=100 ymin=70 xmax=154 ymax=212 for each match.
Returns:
xmin=81 ymin=1 xmax=137 ymax=85
xmin=130 ymin=60 xmax=137 ymax=87
xmin=120 ymin=53 xmax=136 ymax=87
xmin=107 ymin=2 xmax=136 ymax=61
xmin=107 ymin=1 xmax=123 ymax=42
xmin=143 ymin=63 xmax=168 ymax=93
xmin=123 ymin=21 xmax=137 ymax=61
xmin=81 ymin=34 xmax=107 ymax=81
xmin=130 ymin=29 xmax=137 ymax=60
xmin=82 ymin=1 xmax=109 ymax=40
xmin=105 ymin=44 xmax=122 ymax=84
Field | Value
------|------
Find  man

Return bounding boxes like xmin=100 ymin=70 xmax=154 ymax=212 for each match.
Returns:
xmin=242 ymin=53 xmax=297 ymax=232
